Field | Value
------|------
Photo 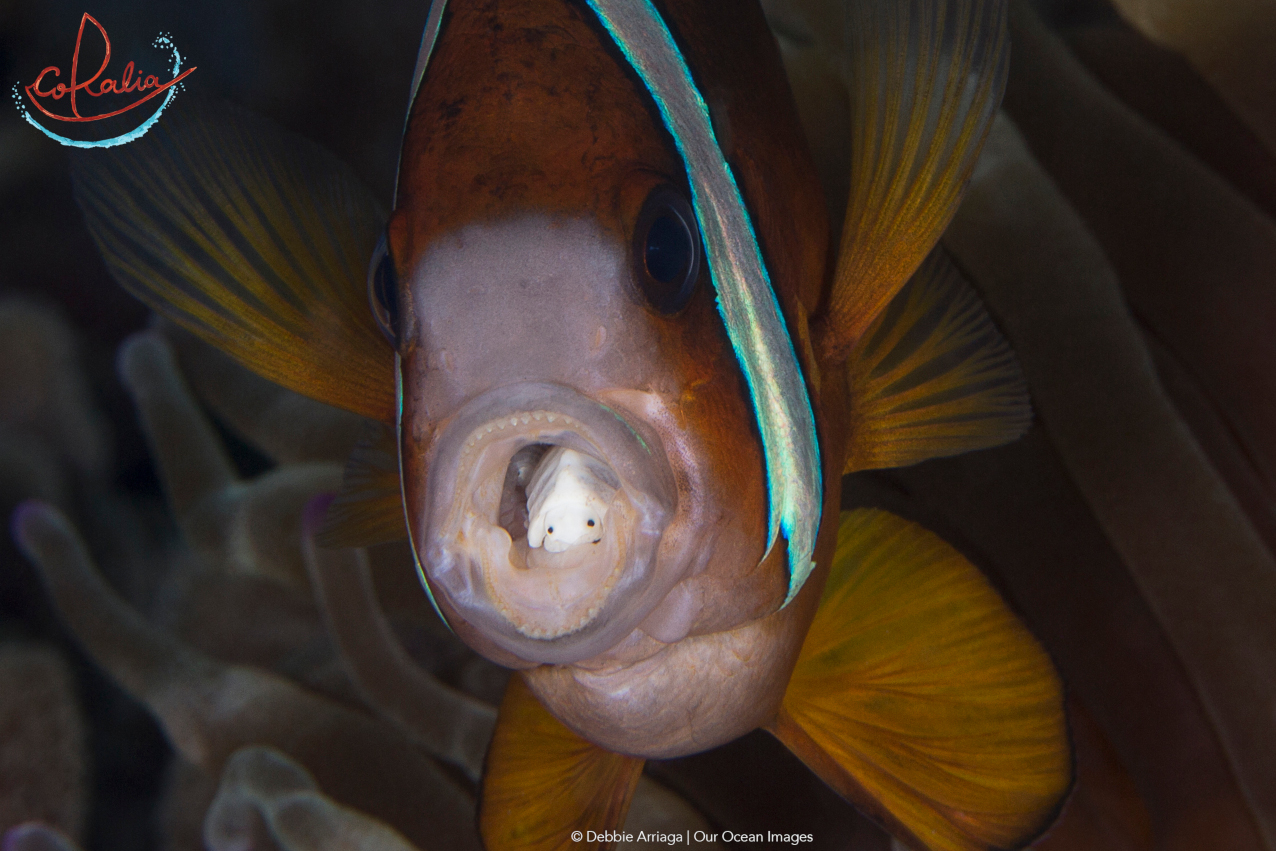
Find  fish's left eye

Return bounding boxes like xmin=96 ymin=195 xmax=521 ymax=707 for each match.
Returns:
xmin=632 ymin=184 xmax=701 ymax=314
xmin=368 ymin=231 xmax=400 ymax=346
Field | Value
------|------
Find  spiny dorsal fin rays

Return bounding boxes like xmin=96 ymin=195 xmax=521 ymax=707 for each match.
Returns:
xmin=844 ymin=247 xmax=1031 ymax=473
xmin=777 ymin=0 xmax=1009 ymax=361
xmin=480 ymin=675 xmax=644 ymax=851
xmin=586 ymin=0 xmax=822 ymax=606
xmin=317 ymin=420 xmax=408 ymax=548
xmin=71 ymin=96 xmax=396 ymax=422
xmin=772 ymin=509 xmax=1070 ymax=851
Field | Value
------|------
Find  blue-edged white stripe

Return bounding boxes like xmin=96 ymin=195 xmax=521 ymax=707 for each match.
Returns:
xmin=584 ymin=0 xmax=822 ymax=604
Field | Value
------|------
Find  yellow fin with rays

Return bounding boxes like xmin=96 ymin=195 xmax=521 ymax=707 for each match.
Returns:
xmin=71 ymin=97 xmax=396 ymax=422
xmin=771 ymin=509 xmax=1070 ymax=851
xmin=317 ymin=421 xmax=407 ymax=548
xmin=779 ymin=0 xmax=1009 ymax=359
xmin=480 ymin=675 xmax=644 ymax=851
xmin=844 ymin=248 xmax=1030 ymax=473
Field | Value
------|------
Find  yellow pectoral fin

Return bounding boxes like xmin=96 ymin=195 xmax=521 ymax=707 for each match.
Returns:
xmin=71 ymin=96 xmax=396 ymax=422
xmin=773 ymin=509 xmax=1070 ymax=851
xmin=844 ymin=248 xmax=1031 ymax=474
xmin=317 ymin=421 xmax=408 ymax=548
xmin=797 ymin=0 xmax=1009 ymax=359
xmin=480 ymin=675 xmax=644 ymax=851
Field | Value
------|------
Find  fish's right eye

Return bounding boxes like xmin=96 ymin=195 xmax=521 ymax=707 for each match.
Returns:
xmin=632 ymin=184 xmax=701 ymax=314
xmin=368 ymin=232 xmax=400 ymax=346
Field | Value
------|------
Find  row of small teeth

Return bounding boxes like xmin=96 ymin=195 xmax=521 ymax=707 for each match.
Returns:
xmin=495 ymin=597 xmax=610 ymax=640
xmin=463 ymin=410 xmax=579 ymax=451
xmin=488 ymin=511 xmax=624 ymax=638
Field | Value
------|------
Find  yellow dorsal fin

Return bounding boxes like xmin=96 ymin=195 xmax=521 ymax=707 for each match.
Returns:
xmin=71 ymin=96 xmax=396 ymax=421
xmin=771 ymin=509 xmax=1070 ymax=851
xmin=316 ymin=421 xmax=407 ymax=548
xmin=802 ymin=0 xmax=1009 ymax=359
xmin=844 ymin=248 xmax=1030 ymax=474
xmin=480 ymin=675 xmax=644 ymax=851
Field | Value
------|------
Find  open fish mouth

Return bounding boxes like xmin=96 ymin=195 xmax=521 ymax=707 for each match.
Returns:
xmin=418 ymin=383 xmax=678 ymax=664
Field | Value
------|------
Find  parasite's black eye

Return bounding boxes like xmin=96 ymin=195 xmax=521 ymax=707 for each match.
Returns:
xmin=368 ymin=232 xmax=400 ymax=346
xmin=632 ymin=185 xmax=700 ymax=314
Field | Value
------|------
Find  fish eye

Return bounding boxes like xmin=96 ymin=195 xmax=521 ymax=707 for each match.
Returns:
xmin=368 ymin=231 xmax=400 ymax=346
xmin=632 ymin=184 xmax=700 ymax=314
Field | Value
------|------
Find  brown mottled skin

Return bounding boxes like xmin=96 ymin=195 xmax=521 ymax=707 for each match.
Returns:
xmin=389 ymin=0 xmax=848 ymax=757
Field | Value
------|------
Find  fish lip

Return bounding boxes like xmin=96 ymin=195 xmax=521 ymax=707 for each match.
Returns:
xmin=418 ymin=382 xmax=678 ymax=665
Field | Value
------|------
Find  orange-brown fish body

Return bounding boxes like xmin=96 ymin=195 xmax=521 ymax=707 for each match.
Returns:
xmin=389 ymin=0 xmax=845 ymax=757
xmin=67 ymin=0 xmax=1072 ymax=844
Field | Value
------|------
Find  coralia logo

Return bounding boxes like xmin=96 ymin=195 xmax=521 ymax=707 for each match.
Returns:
xmin=12 ymin=12 xmax=196 ymax=148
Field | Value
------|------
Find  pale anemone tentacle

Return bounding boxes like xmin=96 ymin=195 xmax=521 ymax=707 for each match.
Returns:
xmin=0 ymin=646 xmax=87 ymax=842
xmin=205 ymin=747 xmax=424 ymax=851
xmin=302 ymin=504 xmax=497 ymax=785
xmin=2 ymin=824 xmax=84 ymax=851
xmin=9 ymin=501 xmax=481 ymax=851
xmin=118 ymin=331 xmax=343 ymax=590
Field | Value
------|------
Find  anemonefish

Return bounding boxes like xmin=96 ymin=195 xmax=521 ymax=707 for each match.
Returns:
xmin=71 ymin=0 xmax=1071 ymax=848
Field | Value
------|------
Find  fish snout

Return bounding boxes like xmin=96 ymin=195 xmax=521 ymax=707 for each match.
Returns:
xmin=417 ymin=382 xmax=678 ymax=665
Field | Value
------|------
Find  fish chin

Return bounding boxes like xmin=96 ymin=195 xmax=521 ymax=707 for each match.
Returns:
xmin=419 ymin=382 xmax=680 ymax=665
xmin=520 ymin=569 xmax=809 ymax=759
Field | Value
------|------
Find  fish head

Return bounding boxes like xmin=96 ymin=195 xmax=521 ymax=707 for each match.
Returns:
xmin=381 ymin=0 xmax=837 ymax=757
